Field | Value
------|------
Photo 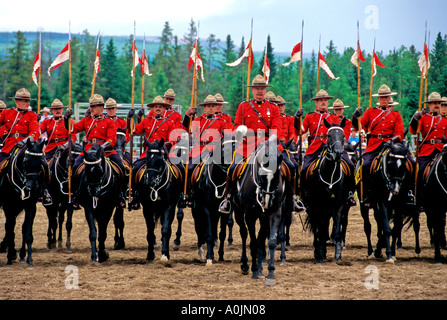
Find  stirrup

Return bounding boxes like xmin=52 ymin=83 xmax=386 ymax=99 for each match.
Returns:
xmin=42 ymin=190 xmax=53 ymax=207
xmin=293 ymin=195 xmax=306 ymax=213
xmin=347 ymin=191 xmax=357 ymax=207
xmin=218 ymin=198 xmax=231 ymax=214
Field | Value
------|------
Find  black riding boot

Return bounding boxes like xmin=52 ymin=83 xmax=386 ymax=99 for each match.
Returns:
xmin=218 ymin=176 xmax=232 ymax=214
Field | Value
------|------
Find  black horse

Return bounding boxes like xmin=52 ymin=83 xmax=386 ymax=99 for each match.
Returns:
xmin=112 ymin=127 xmax=130 ymax=250
xmin=191 ymin=133 xmax=237 ymax=265
xmin=135 ymin=138 xmax=182 ymax=263
xmin=231 ymin=135 xmax=284 ymax=286
xmin=304 ymin=118 xmax=350 ymax=263
xmin=77 ymin=143 xmax=122 ymax=262
xmin=0 ymin=138 xmax=46 ymax=266
xmin=45 ymin=141 xmax=82 ymax=250
xmin=358 ymin=139 xmax=416 ymax=262
xmin=421 ymin=143 xmax=447 ymax=263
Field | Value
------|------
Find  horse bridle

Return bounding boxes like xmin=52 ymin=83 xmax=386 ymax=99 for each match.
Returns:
xmin=381 ymin=148 xmax=407 ymax=200
xmin=145 ymin=148 xmax=170 ymax=201
xmin=11 ymin=149 xmax=44 ymax=200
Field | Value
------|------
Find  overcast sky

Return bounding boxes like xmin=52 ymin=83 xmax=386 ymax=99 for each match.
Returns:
xmin=1 ymin=0 xmax=446 ymax=54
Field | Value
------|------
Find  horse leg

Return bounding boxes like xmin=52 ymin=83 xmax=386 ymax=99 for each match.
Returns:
xmin=192 ymin=207 xmax=205 ymax=262
xmin=84 ymin=208 xmax=98 ymax=262
xmin=143 ymin=209 xmax=156 ymax=263
xmin=21 ymin=206 xmax=36 ymax=267
xmin=218 ymin=213 xmax=229 ymax=261
xmin=65 ymin=204 xmax=73 ymax=251
xmin=277 ymin=212 xmax=287 ymax=265
xmin=360 ymin=204 xmax=374 ymax=258
xmin=247 ymin=215 xmax=260 ymax=280
xmin=234 ymin=209 xmax=249 ymax=275
xmin=413 ymin=212 xmax=421 ymax=256
xmin=97 ymin=213 xmax=111 ymax=263
xmin=391 ymin=209 xmax=403 ymax=260
xmin=266 ymin=209 xmax=281 ymax=286
xmin=341 ymin=205 xmax=350 ymax=249
xmin=4 ymin=212 xmax=18 ymax=264
xmin=333 ymin=205 xmax=344 ymax=263
xmin=202 ymin=206 xmax=215 ymax=266
xmin=432 ymin=209 xmax=446 ymax=263
xmin=160 ymin=205 xmax=175 ymax=262
xmin=57 ymin=205 xmax=65 ymax=248
xmin=45 ymin=206 xmax=57 ymax=249
xmin=379 ymin=203 xmax=394 ymax=262
xmin=227 ymin=210 xmax=234 ymax=247
xmin=113 ymin=207 xmax=125 ymax=250
xmin=172 ymin=206 xmax=184 ymax=250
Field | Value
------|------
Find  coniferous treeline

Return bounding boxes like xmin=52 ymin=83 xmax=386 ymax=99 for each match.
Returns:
xmin=1 ymin=19 xmax=446 ymax=127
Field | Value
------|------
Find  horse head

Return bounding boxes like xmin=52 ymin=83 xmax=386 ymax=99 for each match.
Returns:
xmin=144 ymin=137 xmax=167 ymax=188
xmin=383 ymin=139 xmax=410 ymax=200
xmin=282 ymin=137 xmax=300 ymax=165
xmin=23 ymin=138 xmax=46 ymax=194
xmin=83 ymin=143 xmax=106 ymax=198
xmin=324 ymin=118 xmax=346 ymax=162
xmin=254 ymin=134 xmax=283 ymax=210
xmin=210 ymin=132 xmax=238 ymax=168
xmin=115 ymin=127 xmax=127 ymax=158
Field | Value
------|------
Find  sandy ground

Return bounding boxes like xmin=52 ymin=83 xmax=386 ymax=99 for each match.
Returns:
xmin=0 ymin=203 xmax=446 ymax=303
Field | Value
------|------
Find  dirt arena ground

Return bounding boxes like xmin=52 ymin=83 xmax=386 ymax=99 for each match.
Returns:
xmin=0 ymin=203 xmax=446 ymax=303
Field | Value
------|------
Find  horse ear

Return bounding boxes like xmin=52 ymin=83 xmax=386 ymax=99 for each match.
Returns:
xmin=286 ymin=138 xmax=293 ymax=148
xmin=340 ymin=117 xmax=347 ymax=128
xmin=82 ymin=142 xmax=87 ymax=155
xmin=26 ymin=137 xmax=33 ymax=150
xmin=442 ymin=135 xmax=447 ymax=144
xmin=159 ymin=138 xmax=165 ymax=148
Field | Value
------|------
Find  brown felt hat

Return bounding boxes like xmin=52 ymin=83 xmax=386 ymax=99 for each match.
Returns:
xmin=424 ymin=92 xmax=444 ymax=104
xmin=328 ymin=99 xmax=349 ymax=109
xmin=89 ymin=94 xmax=105 ymax=107
xmin=215 ymin=93 xmax=228 ymax=104
xmin=10 ymin=88 xmax=35 ymax=101
xmin=372 ymin=84 xmax=397 ymax=97
xmin=146 ymin=95 xmax=170 ymax=108
xmin=311 ymin=89 xmax=335 ymax=101
xmin=247 ymin=74 xmax=273 ymax=88
xmin=163 ymin=89 xmax=176 ymax=99
xmin=51 ymin=99 xmax=64 ymax=109
xmin=199 ymin=95 xmax=218 ymax=107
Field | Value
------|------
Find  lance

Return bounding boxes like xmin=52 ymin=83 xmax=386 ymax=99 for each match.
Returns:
xmin=183 ymin=22 xmax=200 ymax=199
xmin=297 ymin=20 xmax=304 ymax=196
xmin=37 ymin=30 xmax=42 ymax=114
xmin=316 ymin=34 xmax=321 ymax=93
xmin=91 ymin=32 xmax=100 ymax=96
xmin=245 ymin=18 xmax=253 ymax=101
xmin=128 ymin=21 xmax=137 ymax=206
xmin=415 ymin=22 xmax=429 ymax=198
xmin=140 ymin=33 xmax=146 ymax=156
xmin=355 ymin=20 xmax=365 ymax=203
xmin=68 ymin=22 xmax=73 ymax=205
xmin=368 ymin=36 xmax=376 ymax=110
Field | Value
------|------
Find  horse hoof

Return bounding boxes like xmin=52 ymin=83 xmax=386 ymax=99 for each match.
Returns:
xmin=206 ymin=259 xmax=213 ymax=266
xmin=160 ymin=255 xmax=169 ymax=263
xmin=385 ymin=258 xmax=395 ymax=264
xmin=241 ymin=266 xmax=249 ymax=275
xmin=265 ymin=278 xmax=276 ymax=286
xmin=172 ymin=242 xmax=180 ymax=250
xmin=198 ymin=248 xmax=204 ymax=261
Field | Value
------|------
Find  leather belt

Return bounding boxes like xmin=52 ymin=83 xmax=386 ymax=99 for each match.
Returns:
xmin=12 ymin=132 xmax=28 ymax=138
xmin=86 ymin=138 xmax=106 ymax=144
xmin=421 ymin=139 xmax=443 ymax=145
xmin=48 ymin=137 xmax=68 ymax=144
xmin=369 ymin=134 xmax=393 ymax=139
xmin=309 ymin=134 xmax=327 ymax=140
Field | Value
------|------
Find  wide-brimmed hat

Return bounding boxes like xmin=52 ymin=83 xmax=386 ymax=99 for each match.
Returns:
xmin=50 ymin=99 xmax=64 ymax=109
xmin=10 ymin=88 xmax=35 ymax=101
xmin=247 ymin=74 xmax=273 ymax=88
xmin=105 ymin=98 xmax=120 ymax=108
xmin=215 ymin=93 xmax=228 ymax=104
xmin=372 ymin=84 xmax=397 ymax=97
xmin=199 ymin=95 xmax=218 ymax=106
xmin=265 ymin=91 xmax=277 ymax=103
xmin=311 ymin=89 xmax=335 ymax=101
xmin=163 ymin=89 xmax=176 ymax=99
xmin=376 ymin=97 xmax=399 ymax=106
xmin=424 ymin=92 xmax=444 ymax=104
xmin=328 ymin=99 xmax=350 ymax=110
xmin=89 ymin=94 xmax=105 ymax=107
xmin=41 ymin=107 xmax=50 ymax=113
xmin=0 ymin=100 xmax=6 ymax=109
xmin=441 ymin=97 xmax=447 ymax=105
xmin=146 ymin=95 xmax=170 ymax=108
xmin=276 ymin=95 xmax=290 ymax=105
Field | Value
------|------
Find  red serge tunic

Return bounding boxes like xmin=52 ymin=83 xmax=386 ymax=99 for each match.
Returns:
xmin=301 ymin=111 xmax=340 ymax=155
xmin=40 ymin=117 xmax=77 ymax=153
xmin=409 ymin=113 xmax=447 ymax=157
xmin=71 ymin=115 xmax=117 ymax=156
xmin=215 ymin=112 xmax=233 ymax=130
xmin=133 ymin=116 xmax=176 ymax=159
xmin=0 ymin=109 xmax=40 ymax=153
xmin=280 ymin=113 xmax=296 ymax=141
xmin=361 ymin=107 xmax=404 ymax=153
xmin=234 ymin=100 xmax=282 ymax=157
xmin=106 ymin=115 xmax=130 ymax=143
xmin=190 ymin=114 xmax=233 ymax=159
